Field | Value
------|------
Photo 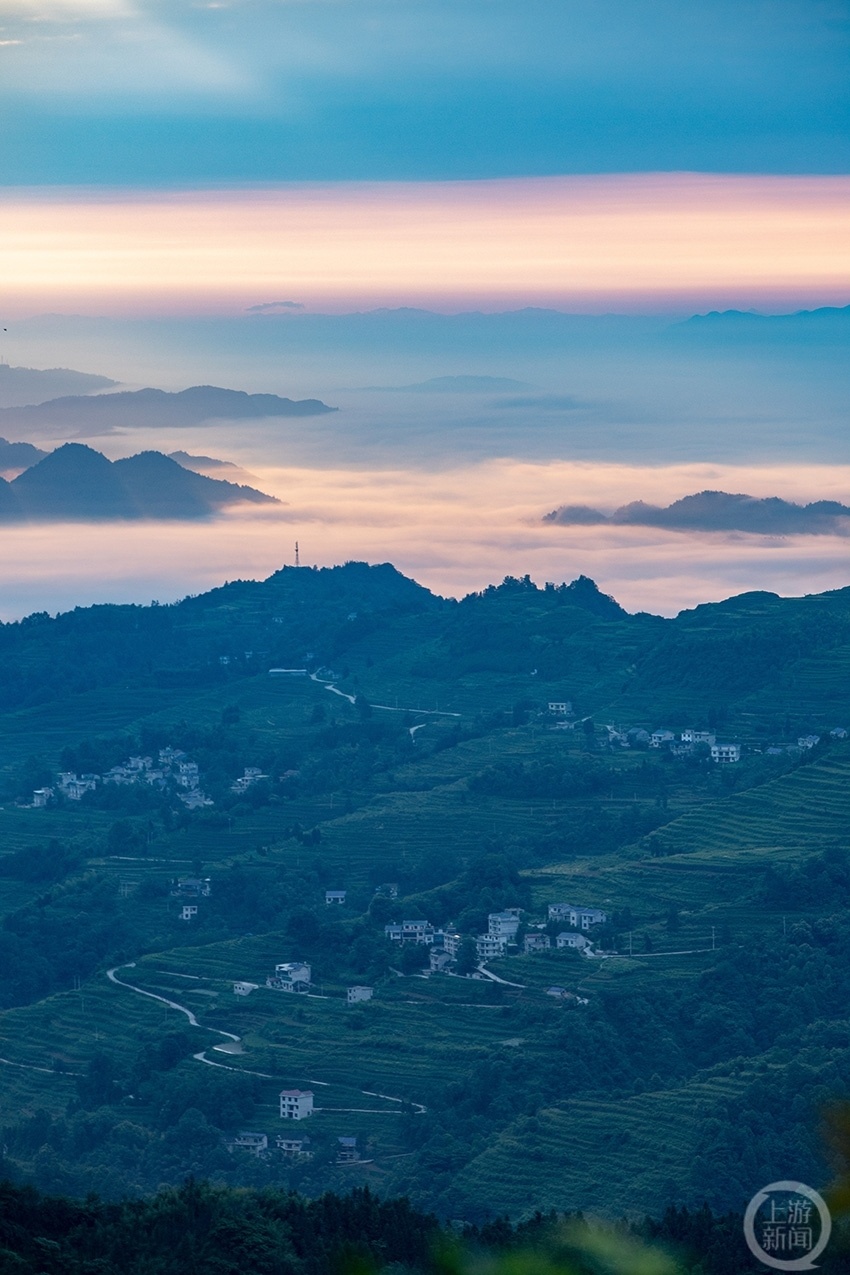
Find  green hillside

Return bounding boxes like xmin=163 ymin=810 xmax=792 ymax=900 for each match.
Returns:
xmin=0 ymin=562 xmax=849 ymax=1220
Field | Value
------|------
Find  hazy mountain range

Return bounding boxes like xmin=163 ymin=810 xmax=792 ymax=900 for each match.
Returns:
xmin=0 ymin=438 xmax=48 ymax=472
xmin=0 ymin=444 xmax=279 ymax=520
xmin=0 ymin=384 xmax=337 ymax=438
xmin=0 ymin=363 xmax=116 ymax=410
xmin=545 ymin=490 xmax=850 ymax=536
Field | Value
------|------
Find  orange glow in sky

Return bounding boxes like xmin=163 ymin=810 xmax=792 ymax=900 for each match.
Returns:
xmin=1 ymin=173 xmax=848 ymax=314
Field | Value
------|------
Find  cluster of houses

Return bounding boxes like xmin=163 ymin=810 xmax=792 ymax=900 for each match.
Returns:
xmin=228 ymin=1089 xmax=363 ymax=1160
xmin=227 ymin=1093 xmax=363 ymax=1164
xmin=605 ymin=724 xmax=847 ymax=763
xmin=546 ymin=697 xmax=848 ymax=762
xmin=236 ymin=960 xmax=374 ymax=1007
xmin=383 ymin=901 xmax=608 ymax=971
xmin=31 ymin=746 xmax=213 ymax=810
xmin=231 ymin=766 xmax=267 ymax=795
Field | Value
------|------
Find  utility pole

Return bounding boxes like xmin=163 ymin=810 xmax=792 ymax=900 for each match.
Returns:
xmin=295 ymin=541 xmax=300 ymax=567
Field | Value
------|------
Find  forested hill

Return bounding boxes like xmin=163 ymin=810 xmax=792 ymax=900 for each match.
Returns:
xmin=1 ymin=561 xmax=849 ymax=734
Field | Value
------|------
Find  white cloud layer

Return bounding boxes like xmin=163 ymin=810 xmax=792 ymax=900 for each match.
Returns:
xmin=0 ymin=458 xmax=847 ymax=622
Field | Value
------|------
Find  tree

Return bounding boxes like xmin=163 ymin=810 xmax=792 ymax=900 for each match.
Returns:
xmin=456 ymin=938 xmax=478 ymax=975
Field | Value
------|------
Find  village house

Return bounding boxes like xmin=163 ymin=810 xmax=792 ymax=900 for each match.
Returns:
xmin=374 ymin=882 xmax=399 ymax=899
xmin=429 ymin=949 xmax=454 ymax=972
xmin=268 ymin=961 xmax=311 ymax=992
xmin=268 ymin=667 xmax=308 ymax=677
xmin=488 ymin=910 xmax=521 ymax=940
xmin=177 ymin=761 xmax=200 ymax=789
xmin=233 ymin=981 xmax=259 ymax=996
xmin=548 ymin=903 xmax=607 ymax=929
xmin=830 ymin=726 xmax=848 ymax=739
xmin=681 ymin=729 xmax=716 ymax=745
xmin=476 ymin=934 xmax=506 ymax=961
xmin=104 ymin=766 xmax=133 ymax=785
xmin=711 ymin=742 xmax=741 ymax=764
xmin=32 ymin=787 xmax=54 ymax=808
xmin=797 ymin=734 xmax=821 ymax=750
xmin=58 ymin=772 xmax=98 ymax=801
xmin=337 ymin=1136 xmax=360 ymax=1164
xmin=346 ymin=985 xmax=373 ymax=1004
xmin=179 ymin=789 xmax=214 ymax=810
xmin=228 ymin=1132 xmax=268 ymax=1156
xmin=524 ymin=933 xmax=551 ymax=953
xmin=180 ymin=904 xmax=198 ymax=921
xmin=325 ymin=890 xmax=347 ymax=905
xmin=546 ymin=986 xmax=589 ymax=1004
xmin=556 ymin=932 xmax=591 ymax=951
xmin=276 ymin=1135 xmax=311 ymax=1158
xmin=547 ymin=701 xmax=572 ymax=716
xmin=571 ymin=907 xmax=607 ymax=930
xmin=175 ymin=877 xmax=211 ymax=898
xmin=231 ymin=766 xmax=268 ymax=794
xmin=280 ymin=1089 xmax=314 ymax=1120
xmin=650 ymin=729 xmax=676 ymax=748
xmin=384 ymin=919 xmax=435 ymax=944
xmin=438 ymin=932 xmax=462 ymax=957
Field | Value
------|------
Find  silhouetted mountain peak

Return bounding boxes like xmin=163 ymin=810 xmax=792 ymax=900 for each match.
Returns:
xmin=5 ymin=446 xmax=279 ymax=521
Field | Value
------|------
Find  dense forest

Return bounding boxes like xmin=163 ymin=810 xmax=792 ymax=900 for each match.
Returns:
xmin=2 ymin=1178 xmax=847 ymax=1275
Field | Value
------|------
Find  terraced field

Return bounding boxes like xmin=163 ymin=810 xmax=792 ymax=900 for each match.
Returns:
xmin=643 ymin=746 xmax=850 ymax=856
xmin=450 ymin=1071 xmax=752 ymax=1218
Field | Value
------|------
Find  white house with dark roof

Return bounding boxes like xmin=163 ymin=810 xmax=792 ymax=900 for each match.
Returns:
xmin=280 ymin=1089 xmax=314 ymax=1120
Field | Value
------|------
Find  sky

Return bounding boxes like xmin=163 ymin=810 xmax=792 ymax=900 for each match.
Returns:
xmin=1 ymin=0 xmax=848 ymax=184
xmin=0 ymin=0 xmax=848 ymax=615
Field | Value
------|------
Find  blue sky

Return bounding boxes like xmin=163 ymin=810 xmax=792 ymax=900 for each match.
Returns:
xmin=1 ymin=0 xmax=848 ymax=185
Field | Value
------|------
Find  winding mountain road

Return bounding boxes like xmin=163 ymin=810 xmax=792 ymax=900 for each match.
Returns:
xmin=106 ymin=963 xmax=426 ymax=1113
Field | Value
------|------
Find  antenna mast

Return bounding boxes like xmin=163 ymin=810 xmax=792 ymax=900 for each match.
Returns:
xmin=295 ymin=541 xmax=300 ymax=568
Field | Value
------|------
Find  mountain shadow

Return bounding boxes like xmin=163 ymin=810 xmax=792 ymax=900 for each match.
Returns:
xmin=3 ymin=444 xmax=280 ymax=520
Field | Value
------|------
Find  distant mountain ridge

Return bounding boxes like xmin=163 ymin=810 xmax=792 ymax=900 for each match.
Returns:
xmin=0 ymin=384 xmax=337 ymax=438
xmin=0 ymin=444 xmax=279 ymax=520
xmin=0 ymin=437 xmax=47 ymax=472
xmin=0 ymin=363 xmax=116 ymax=410
xmin=545 ymin=490 xmax=850 ymax=536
